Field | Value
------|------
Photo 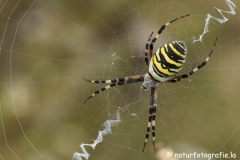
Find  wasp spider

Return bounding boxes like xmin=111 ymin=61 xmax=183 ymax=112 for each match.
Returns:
xmin=83 ymin=14 xmax=218 ymax=152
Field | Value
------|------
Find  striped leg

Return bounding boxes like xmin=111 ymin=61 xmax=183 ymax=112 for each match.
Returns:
xmin=151 ymin=87 xmax=157 ymax=151
xmin=143 ymin=86 xmax=158 ymax=152
xmin=149 ymin=14 xmax=190 ymax=58
xmin=143 ymin=105 xmax=153 ymax=152
xmin=145 ymin=32 xmax=154 ymax=68
xmin=167 ymin=37 xmax=218 ymax=83
xmin=83 ymin=75 xmax=145 ymax=104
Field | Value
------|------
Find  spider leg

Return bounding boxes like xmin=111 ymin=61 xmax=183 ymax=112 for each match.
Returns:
xmin=145 ymin=32 xmax=154 ymax=68
xmin=167 ymin=37 xmax=218 ymax=83
xmin=143 ymin=86 xmax=158 ymax=152
xmin=143 ymin=105 xmax=153 ymax=152
xmin=83 ymin=77 xmax=124 ymax=84
xmin=83 ymin=75 xmax=145 ymax=104
xmin=151 ymin=87 xmax=157 ymax=151
xmin=149 ymin=14 xmax=190 ymax=59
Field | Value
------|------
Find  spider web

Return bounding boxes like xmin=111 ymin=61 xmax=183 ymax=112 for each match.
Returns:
xmin=0 ymin=0 xmax=240 ymax=160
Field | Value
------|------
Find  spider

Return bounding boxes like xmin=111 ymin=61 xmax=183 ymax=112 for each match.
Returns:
xmin=83 ymin=14 xmax=218 ymax=152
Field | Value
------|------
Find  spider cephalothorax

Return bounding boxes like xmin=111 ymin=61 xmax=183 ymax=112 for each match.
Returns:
xmin=83 ymin=14 xmax=218 ymax=152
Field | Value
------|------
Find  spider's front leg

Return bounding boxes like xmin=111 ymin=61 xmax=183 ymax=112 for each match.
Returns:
xmin=143 ymin=86 xmax=158 ymax=152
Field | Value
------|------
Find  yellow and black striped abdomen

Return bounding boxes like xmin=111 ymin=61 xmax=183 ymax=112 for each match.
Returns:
xmin=148 ymin=41 xmax=187 ymax=83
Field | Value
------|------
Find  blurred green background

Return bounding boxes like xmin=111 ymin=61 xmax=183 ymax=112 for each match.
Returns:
xmin=0 ymin=0 xmax=240 ymax=160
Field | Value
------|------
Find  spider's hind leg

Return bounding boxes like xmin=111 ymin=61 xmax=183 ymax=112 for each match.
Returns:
xmin=166 ymin=37 xmax=218 ymax=83
xmin=149 ymin=14 xmax=190 ymax=60
xmin=145 ymin=32 xmax=154 ymax=68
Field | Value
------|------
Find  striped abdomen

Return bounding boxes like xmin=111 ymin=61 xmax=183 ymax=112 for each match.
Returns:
xmin=148 ymin=41 xmax=187 ymax=83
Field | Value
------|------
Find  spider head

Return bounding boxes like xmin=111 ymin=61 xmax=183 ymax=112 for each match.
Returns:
xmin=141 ymin=85 xmax=148 ymax=91
xmin=142 ymin=73 xmax=159 ymax=91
